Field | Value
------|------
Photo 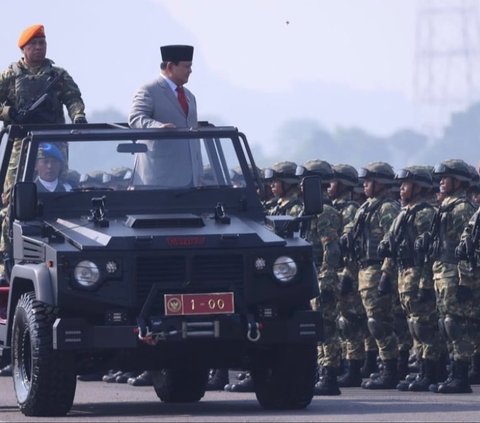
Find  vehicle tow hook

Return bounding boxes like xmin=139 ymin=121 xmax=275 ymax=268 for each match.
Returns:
xmin=247 ymin=321 xmax=261 ymax=342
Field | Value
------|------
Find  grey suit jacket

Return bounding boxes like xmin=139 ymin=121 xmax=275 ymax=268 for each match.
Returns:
xmin=128 ymin=75 xmax=202 ymax=187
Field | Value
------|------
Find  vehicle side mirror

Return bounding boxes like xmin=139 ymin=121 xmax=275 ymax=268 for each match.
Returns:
xmin=12 ymin=182 xmax=37 ymax=221
xmin=302 ymin=176 xmax=323 ymax=216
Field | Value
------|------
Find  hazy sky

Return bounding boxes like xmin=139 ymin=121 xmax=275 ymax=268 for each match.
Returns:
xmin=4 ymin=0 xmax=473 ymax=151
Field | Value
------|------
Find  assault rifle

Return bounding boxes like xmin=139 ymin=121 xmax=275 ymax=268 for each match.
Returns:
xmin=14 ymin=71 xmax=63 ymax=123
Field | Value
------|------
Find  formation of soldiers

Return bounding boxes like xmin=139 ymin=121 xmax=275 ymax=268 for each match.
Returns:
xmin=245 ymin=158 xmax=480 ymax=396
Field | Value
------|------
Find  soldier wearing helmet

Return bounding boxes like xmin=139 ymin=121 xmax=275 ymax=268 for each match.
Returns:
xmin=341 ymin=161 xmax=401 ymax=389
xmin=466 ymin=164 xmax=480 ymax=207
xmin=263 ymin=161 xmax=303 ymax=217
xmin=328 ymin=164 xmax=374 ymax=387
xmin=296 ymin=159 xmax=343 ymax=395
xmin=379 ymin=166 xmax=447 ymax=391
xmin=426 ymin=159 xmax=476 ymax=394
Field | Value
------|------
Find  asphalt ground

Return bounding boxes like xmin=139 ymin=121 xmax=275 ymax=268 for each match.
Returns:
xmin=1 ymin=374 xmax=480 ymax=422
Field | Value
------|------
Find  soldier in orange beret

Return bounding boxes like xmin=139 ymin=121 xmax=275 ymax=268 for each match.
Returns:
xmin=0 ymin=23 xmax=88 ymax=289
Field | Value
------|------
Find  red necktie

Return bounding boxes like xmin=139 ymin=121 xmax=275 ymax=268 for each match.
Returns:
xmin=176 ymin=86 xmax=189 ymax=115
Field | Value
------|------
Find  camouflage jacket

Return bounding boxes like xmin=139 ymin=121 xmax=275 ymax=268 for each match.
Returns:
xmin=304 ymin=200 xmax=342 ymax=291
xmin=458 ymin=205 xmax=480 ymax=288
xmin=382 ymin=201 xmax=436 ymax=293
xmin=267 ymin=193 xmax=303 ymax=217
xmin=0 ymin=58 xmax=85 ymax=124
xmin=432 ymin=191 xmax=475 ymax=282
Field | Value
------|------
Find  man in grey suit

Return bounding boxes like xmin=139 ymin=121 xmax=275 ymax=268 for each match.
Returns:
xmin=128 ymin=44 xmax=202 ymax=188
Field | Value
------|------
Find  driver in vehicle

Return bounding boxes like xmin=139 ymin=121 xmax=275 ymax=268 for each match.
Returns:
xmin=34 ymin=143 xmax=72 ymax=192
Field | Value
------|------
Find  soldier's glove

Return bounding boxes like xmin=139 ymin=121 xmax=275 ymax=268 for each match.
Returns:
xmin=417 ymin=287 xmax=435 ymax=303
xmin=339 ymin=234 xmax=350 ymax=254
xmin=339 ymin=274 xmax=354 ymax=296
xmin=73 ymin=115 xmax=88 ymax=124
xmin=377 ymin=272 xmax=392 ymax=297
xmin=377 ymin=239 xmax=392 ymax=259
xmin=456 ymin=285 xmax=472 ymax=303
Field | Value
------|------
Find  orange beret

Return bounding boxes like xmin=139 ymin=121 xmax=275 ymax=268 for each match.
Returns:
xmin=18 ymin=24 xmax=45 ymax=49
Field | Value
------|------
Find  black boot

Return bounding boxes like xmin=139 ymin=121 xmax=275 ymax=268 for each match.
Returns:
xmin=435 ymin=360 xmax=472 ymax=394
xmin=362 ymin=359 xmax=399 ymax=389
xmin=225 ymin=372 xmax=254 ymax=392
xmin=397 ymin=359 xmax=422 ymax=391
xmin=408 ymin=359 xmax=436 ymax=391
xmin=314 ymin=366 xmax=341 ymax=396
xmin=468 ymin=353 xmax=480 ymax=384
xmin=338 ymin=360 xmax=363 ymax=387
xmin=128 ymin=370 xmax=153 ymax=386
xmin=206 ymin=368 xmax=229 ymax=391
xmin=361 ymin=350 xmax=379 ymax=378
xmin=397 ymin=350 xmax=410 ymax=381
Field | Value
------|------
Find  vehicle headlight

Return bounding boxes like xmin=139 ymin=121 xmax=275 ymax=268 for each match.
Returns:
xmin=272 ymin=256 xmax=297 ymax=283
xmin=74 ymin=260 xmax=100 ymax=288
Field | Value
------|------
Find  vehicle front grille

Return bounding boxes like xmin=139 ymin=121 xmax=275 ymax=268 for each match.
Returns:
xmin=136 ymin=253 xmax=245 ymax=308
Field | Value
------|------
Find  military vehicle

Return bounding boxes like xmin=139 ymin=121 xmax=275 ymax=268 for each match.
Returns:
xmin=0 ymin=123 xmax=323 ymax=416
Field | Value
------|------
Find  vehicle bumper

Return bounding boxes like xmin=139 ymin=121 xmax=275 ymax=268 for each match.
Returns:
xmin=52 ymin=310 xmax=323 ymax=350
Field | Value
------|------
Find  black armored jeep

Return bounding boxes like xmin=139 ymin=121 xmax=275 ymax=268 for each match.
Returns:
xmin=0 ymin=123 xmax=323 ymax=416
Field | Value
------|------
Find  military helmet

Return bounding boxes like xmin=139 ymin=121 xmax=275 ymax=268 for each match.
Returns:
xmin=295 ymin=159 xmax=334 ymax=183
xmin=263 ymin=161 xmax=299 ymax=184
xmin=332 ymin=163 xmax=358 ymax=187
xmin=467 ymin=164 xmax=480 ymax=187
xmin=395 ymin=165 xmax=433 ymax=188
xmin=358 ymin=161 xmax=394 ymax=184
xmin=433 ymin=159 xmax=471 ymax=182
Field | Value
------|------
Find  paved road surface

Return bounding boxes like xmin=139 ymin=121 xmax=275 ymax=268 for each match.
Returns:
xmin=0 ymin=377 xmax=480 ymax=422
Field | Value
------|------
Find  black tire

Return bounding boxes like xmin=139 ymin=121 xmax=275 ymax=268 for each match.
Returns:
xmin=12 ymin=292 xmax=76 ymax=416
xmin=152 ymin=366 xmax=209 ymax=402
xmin=251 ymin=343 xmax=317 ymax=410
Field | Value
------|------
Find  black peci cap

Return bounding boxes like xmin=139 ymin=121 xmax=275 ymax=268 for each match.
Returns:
xmin=160 ymin=45 xmax=194 ymax=62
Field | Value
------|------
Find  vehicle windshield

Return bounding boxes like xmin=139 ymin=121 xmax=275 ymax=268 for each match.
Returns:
xmin=27 ymin=136 xmax=251 ymax=192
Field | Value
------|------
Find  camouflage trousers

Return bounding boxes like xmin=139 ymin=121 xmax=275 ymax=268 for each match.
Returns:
xmin=360 ymin=287 xmax=399 ymax=361
xmin=435 ymin=277 xmax=480 ymax=361
xmin=393 ymin=292 xmax=414 ymax=354
xmin=312 ymin=289 xmax=342 ymax=368
xmin=399 ymin=291 xmax=446 ymax=360
xmin=338 ymin=288 xmax=369 ymax=361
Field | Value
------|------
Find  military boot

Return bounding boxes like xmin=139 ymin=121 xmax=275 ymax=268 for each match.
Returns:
xmin=206 ymin=368 xmax=229 ymax=391
xmin=314 ymin=366 xmax=341 ymax=396
xmin=361 ymin=350 xmax=379 ymax=378
xmin=408 ymin=359 xmax=436 ymax=391
xmin=468 ymin=353 xmax=480 ymax=384
xmin=362 ymin=359 xmax=399 ymax=389
xmin=397 ymin=359 xmax=423 ymax=391
xmin=224 ymin=372 xmax=254 ymax=392
xmin=338 ymin=360 xmax=363 ymax=387
xmin=397 ymin=350 xmax=410 ymax=381
xmin=127 ymin=370 xmax=153 ymax=387
xmin=435 ymin=360 xmax=472 ymax=394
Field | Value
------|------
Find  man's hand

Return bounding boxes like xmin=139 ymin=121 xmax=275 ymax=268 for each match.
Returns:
xmin=456 ymin=285 xmax=472 ymax=303
xmin=377 ymin=272 xmax=392 ymax=296
xmin=73 ymin=115 xmax=87 ymax=124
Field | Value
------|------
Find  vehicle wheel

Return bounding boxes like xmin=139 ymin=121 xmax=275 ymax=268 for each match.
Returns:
xmin=152 ymin=366 xmax=209 ymax=402
xmin=12 ymin=292 xmax=76 ymax=416
xmin=251 ymin=343 xmax=317 ymax=410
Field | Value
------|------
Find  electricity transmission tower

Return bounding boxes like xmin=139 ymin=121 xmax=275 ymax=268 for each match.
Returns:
xmin=413 ymin=0 xmax=480 ymax=139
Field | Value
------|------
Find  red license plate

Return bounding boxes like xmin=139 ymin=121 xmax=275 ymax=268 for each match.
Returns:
xmin=164 ymin=292 xmax=234 ymax=316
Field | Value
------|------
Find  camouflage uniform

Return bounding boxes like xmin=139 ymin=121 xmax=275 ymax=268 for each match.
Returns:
xmin=296 ymin=159 xmax=342 ymax=396
xmin=264 ymin=161 xmax=303 ymax=217
xmin=381 ymin=166 xmax=446 ymax=391
xmin=428 ymin=159 xmax=476 ymax=394
xmin=342 ymin=161 xmax=401 ymax=389
xmin=0 ymin=57 xmax=85 ymax=276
